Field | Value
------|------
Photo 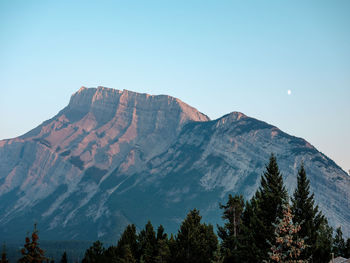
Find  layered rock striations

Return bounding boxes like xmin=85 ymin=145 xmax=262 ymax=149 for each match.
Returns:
xmin=0 ymin=87 xmax=348 ymax=242
xmin=0 ymin=87 xmax=209 ymax=240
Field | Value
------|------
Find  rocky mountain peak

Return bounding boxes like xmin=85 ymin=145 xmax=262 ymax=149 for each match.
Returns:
xmin=221 ymin=111 xmax=247 ymax=121
xmin=68 ymin=86 xmax=209 ymax=123
xmin=214 ymin=111 xmax=249 ymax=129
xmin=0 ymin=87 xmax=349 ymax=242
xmin=13 ymin=86 xmax=210 ymax=173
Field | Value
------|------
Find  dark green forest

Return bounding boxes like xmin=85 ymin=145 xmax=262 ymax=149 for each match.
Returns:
xmin=2 ymin=155 xmax=350 ymax=263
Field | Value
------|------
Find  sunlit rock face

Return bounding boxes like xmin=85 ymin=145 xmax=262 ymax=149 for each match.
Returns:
xmin=0 ymin=87 xmax=349 ymax=242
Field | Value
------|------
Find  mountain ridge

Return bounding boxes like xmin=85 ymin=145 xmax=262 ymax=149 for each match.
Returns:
xmin=0 ymin=86 xmax=349 ymax=242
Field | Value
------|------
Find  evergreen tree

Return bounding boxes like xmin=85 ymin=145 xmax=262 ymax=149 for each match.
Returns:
xmin=0 ymin=244 xmax=8 ymax=263
xmin=167 ymin=234 xmax=177 ymax=263
xmin=103 ymin=224 xmax=138 ymax=262
xmin=312 ymin=217 xmax=333 ymax=263
xmin=59 ymin=251 xmax=67 ymax=263
xmin=154 ymin=239 xmax=170 ymax=263
xmin=82 ymin=241 xmax=105 ymax=263
xmin=103 ymin=245 xmax=118 ymax=262
xmin=313 ymin=217 xmax=333 ymax=263
xmin=217 ymin=194 xmax=245 ymax=262
xmin=18 ymin=223 xmax=48 ymax=263
xmin=156 ymin=225 xmax=167 ymax=241
xmin=291 ymin=163 xmax=324 ymax=260
xmin=155 ymin=225 xmax=170 ymax=263
xmin=138 ymin=221 xmax=157 ymax=263
xmin=239 ymin=199 xmax=261 ymax=263
xmin=333 ymin=227 xmax=346 ymax=257
xmin=269 ymin=204 xmax=307 ymax=263
xmin=175 ymin=209 xmax=218 ymax=263
xmin=118 ymin=245 xmax=136 ymax=263
xmin=345 ymin=238 xmax=350 ymax=258
xmin=117 ymin=224 xmax=138 ymax=258
xmin=251 ymin=154 xmax=289 ymax=261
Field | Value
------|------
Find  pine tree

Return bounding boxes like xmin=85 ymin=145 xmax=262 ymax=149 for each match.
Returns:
xmin=345 ymin=238 xmax=350 ymax=258
xmin=117 ymin=224 xmax=138 ymax=258
xmin=155 ymin=238 xmax=170 ymax=263
xmin=240 ymin=199 xmax=261 ymax=263
xmin=269 ymin=204 xmax=307 ymax=263
xmin=312 ymin=217 xmax=333 ymax=263
xmin=251 ymin=154 xmax=289 ymax=261
xmin=103 ymin=245 xmax=118 ymax=262
xmin=333 ymin=227 xmax=346 ymax=257
xmin=18 ymin=223 xmax=48 ymax=263
xmin=118 ymin=245 xmax=136 ymax=263
xmin=156 ymin=225 xmax=167 ymax=241
xmin=0 ymin=244 xmax=8 ymax=263
xmin=103 ymin=224 xmax=138 ymax=262
xmin=217 ymin=194 xmax=245 ymax=262
xmin=82 ymin=240 xmax=105 ymax=263
xmin=59 ymin=251 xmax=68 ymax=263
xmin=167 ymin=234 xmax=177 ymax=263
xmin=291 ymin=163 xmax=324 ymax=260
xmin=155 ymin=225 xmax=170 ymax=263
xmin=138 ymin=221 xmax=157 ymax=263
xmin=175 ymin=209 xmax=218 ymax=263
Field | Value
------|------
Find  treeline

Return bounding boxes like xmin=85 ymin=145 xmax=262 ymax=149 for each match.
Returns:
xmin=2 ymin=154 xmax=350 ymax=263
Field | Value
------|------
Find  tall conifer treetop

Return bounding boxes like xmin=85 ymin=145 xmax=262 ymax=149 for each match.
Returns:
xmin=291 ymin=163 xmax=326 ymax=261
xmin=82 ymin=240 xmax=105 ymax=263
xmin=217 ymin=194 xmax=245 ymax=262
xmin=18 ymin=224 xmax=48 ymax=263
xmin=156 ymin=225 xmax=167 ymax=241
xmin=138 ymin=221 xmax=157 ymax=263
xmin=333 ymin=227 xmax=346 ymax=258
xmin=257 ymin=154 xmax=288 ymax=221
xmin=176 ymin=209 xmax=218 ymax=263
xmin=246 ymin=154 xmax=288 ymax=262
xmin=253 ymin=154 xmax=289 ymax=261
xmin=117 ymin=224 xmax=138 ymax=257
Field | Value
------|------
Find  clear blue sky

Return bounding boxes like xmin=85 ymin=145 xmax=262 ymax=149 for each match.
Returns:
xmin=1 ymin=0 xmax=349 ymax=172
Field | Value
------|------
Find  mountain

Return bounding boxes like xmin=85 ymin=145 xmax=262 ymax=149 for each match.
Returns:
xmin=0 ymin=86 xmax=349 ymax=242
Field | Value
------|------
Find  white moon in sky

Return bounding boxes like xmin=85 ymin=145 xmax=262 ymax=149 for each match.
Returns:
xmin=287 ymin=90 xmax=291 ymax=95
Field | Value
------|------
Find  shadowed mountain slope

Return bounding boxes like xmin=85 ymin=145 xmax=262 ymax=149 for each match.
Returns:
xmin=0 ymin=87 xmax=348 ymax=242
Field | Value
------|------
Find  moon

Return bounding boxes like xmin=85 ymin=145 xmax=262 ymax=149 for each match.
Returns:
xmin=287 ymin=90 xmax=291 ymax=95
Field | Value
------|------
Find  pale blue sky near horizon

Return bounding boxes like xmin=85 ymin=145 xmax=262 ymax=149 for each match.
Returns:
xmin=0 ymin=0 xmax=349 ymax=172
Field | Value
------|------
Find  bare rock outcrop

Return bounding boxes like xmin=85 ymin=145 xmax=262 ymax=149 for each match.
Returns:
xmin=0 ymin=87 xmax=349 ymax=242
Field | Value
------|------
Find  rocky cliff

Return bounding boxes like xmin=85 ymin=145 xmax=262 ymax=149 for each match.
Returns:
xmin=0 ymin=87 xmax=348 ymax=242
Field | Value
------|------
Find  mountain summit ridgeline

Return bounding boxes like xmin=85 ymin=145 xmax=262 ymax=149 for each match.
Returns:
xmin=0 ymin=86 xmax=349 ymax=241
